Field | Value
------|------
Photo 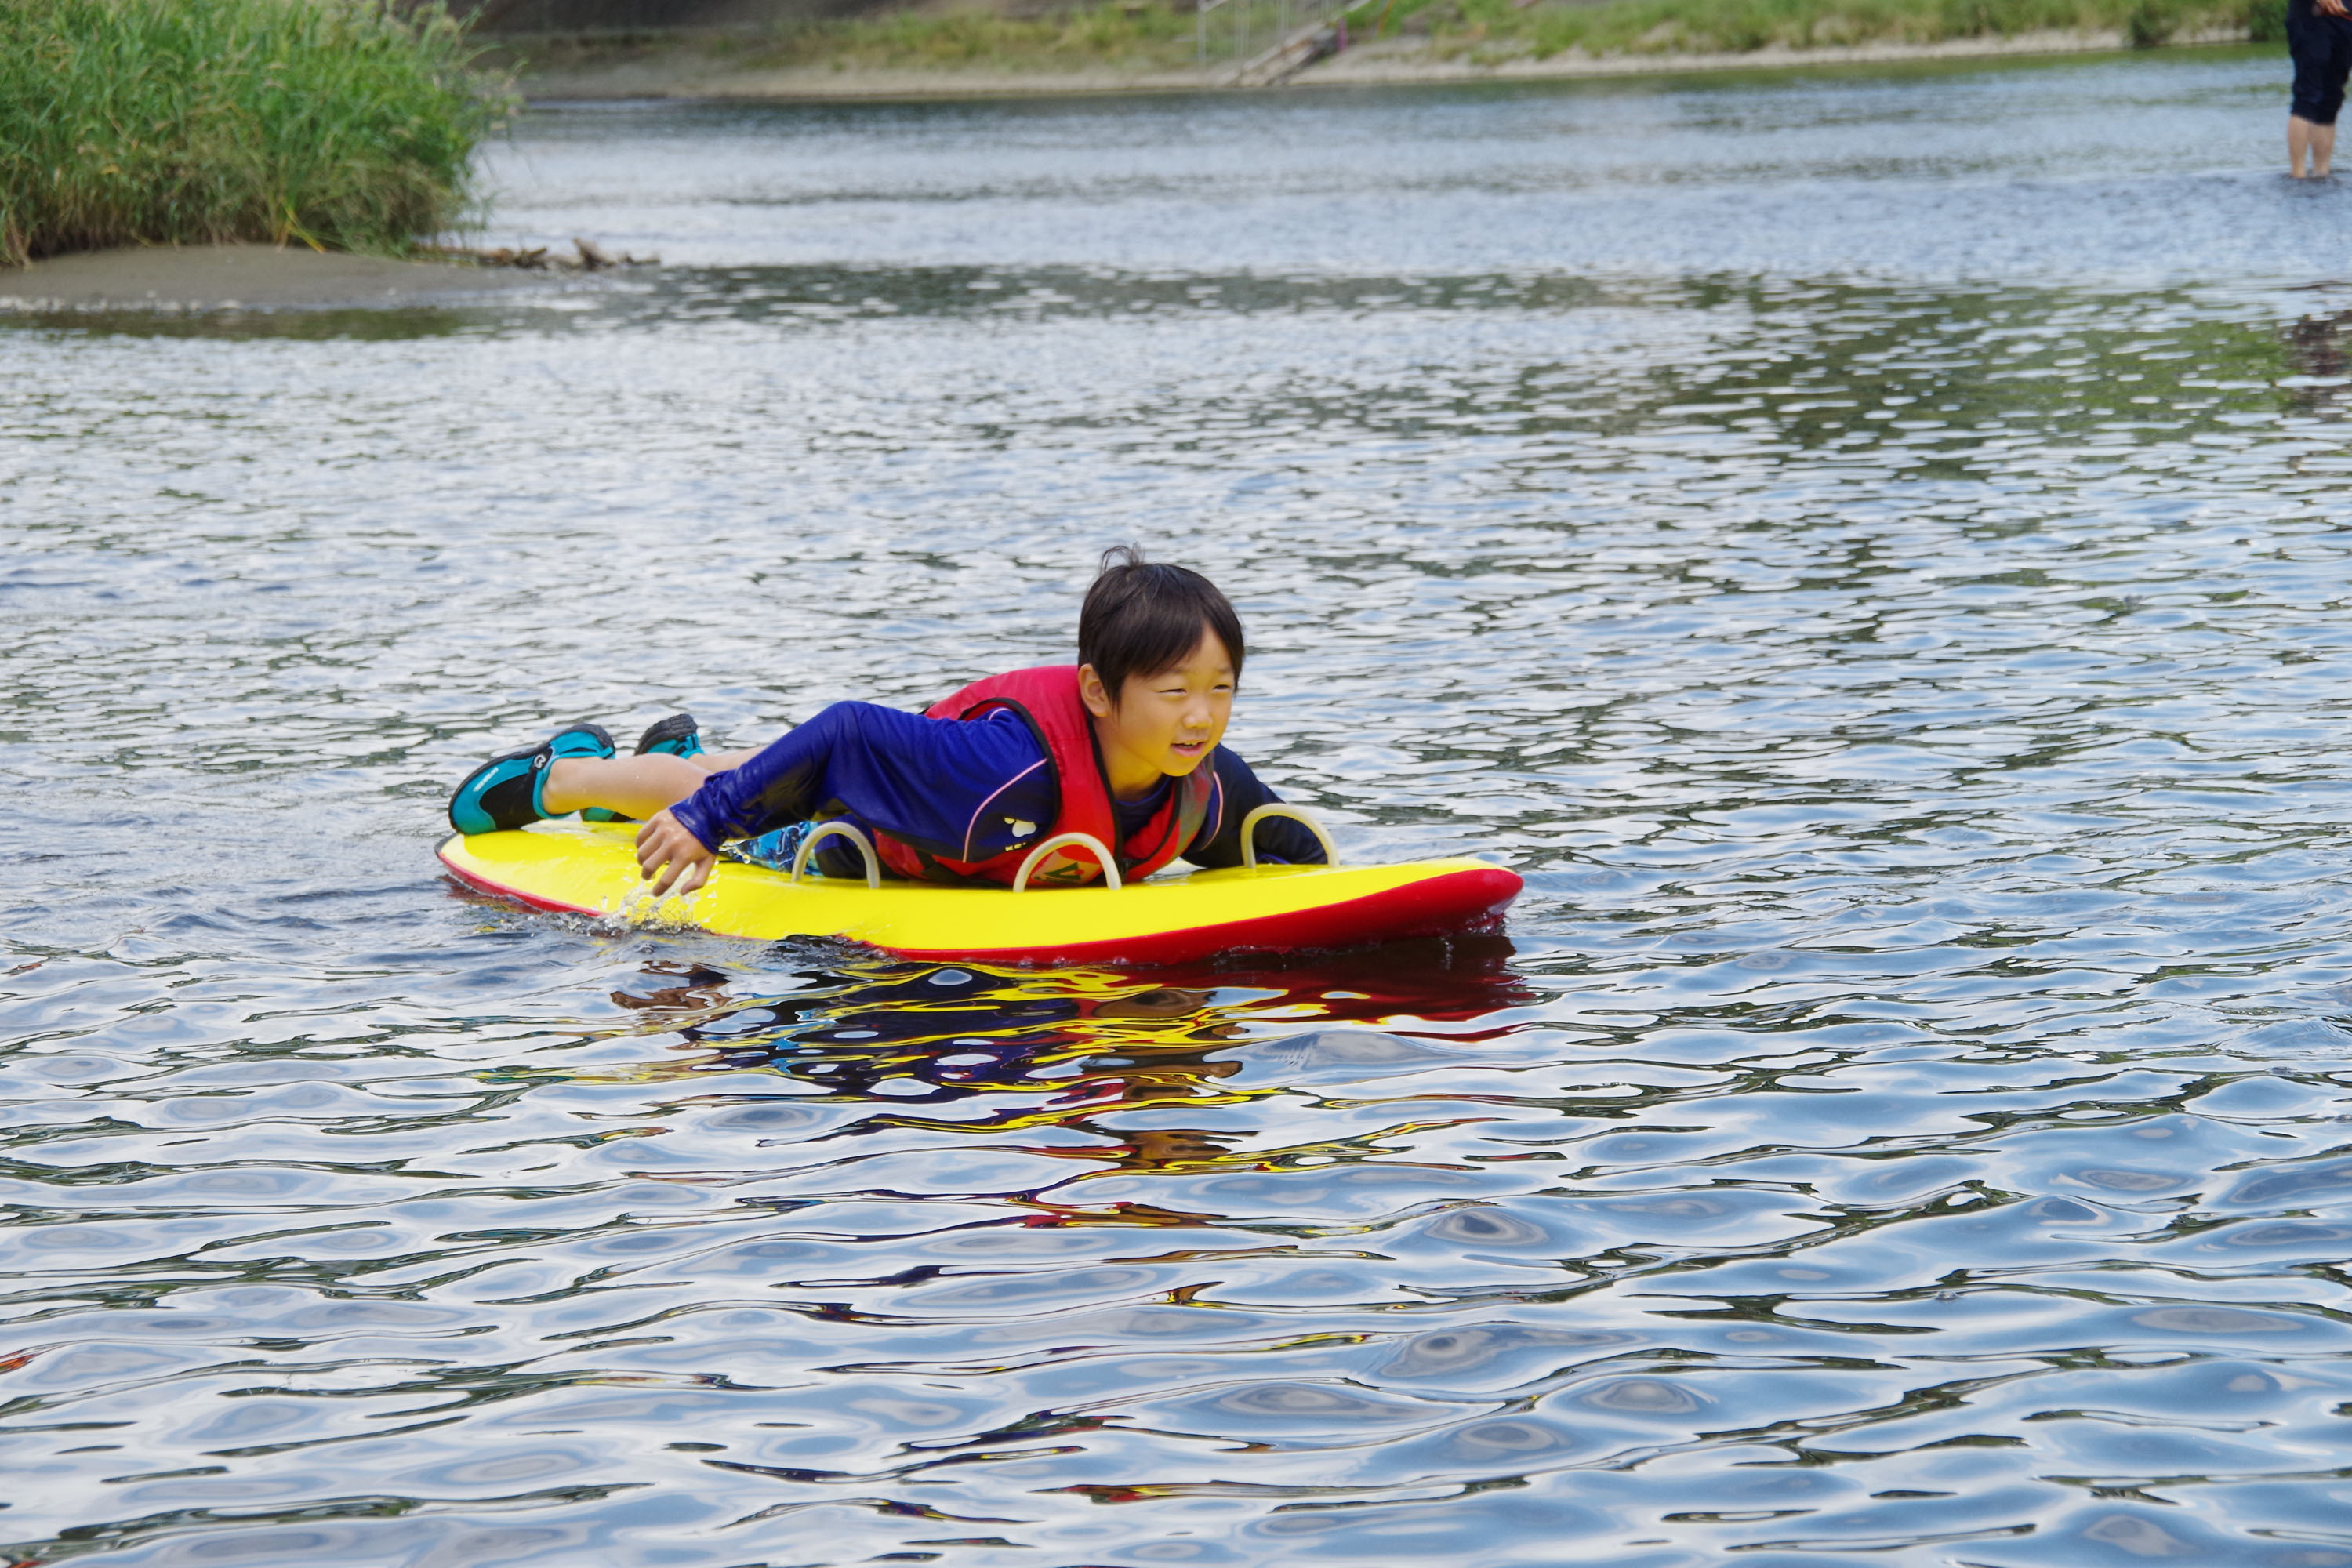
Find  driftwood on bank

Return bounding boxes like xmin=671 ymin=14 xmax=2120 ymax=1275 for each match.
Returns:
xmin=419 ymin=237 xmax=658 ymax=271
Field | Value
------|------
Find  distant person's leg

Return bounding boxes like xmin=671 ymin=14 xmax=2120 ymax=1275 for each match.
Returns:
xmin=2321 ymin=24 xmax=2352 ymax=174
xmin=2291 ymin=6 xmax=2335 ymax=174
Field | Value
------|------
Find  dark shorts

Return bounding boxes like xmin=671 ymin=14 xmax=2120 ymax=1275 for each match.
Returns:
xmin=2291 ymin=5 xmax=2352 ymax=124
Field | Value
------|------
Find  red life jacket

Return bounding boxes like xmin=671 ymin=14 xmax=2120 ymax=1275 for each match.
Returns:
xmin=868 ymin=665 xmax=1215 ymax=887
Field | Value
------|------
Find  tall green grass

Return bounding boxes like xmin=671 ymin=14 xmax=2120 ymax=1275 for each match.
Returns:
xmin=1 ymin=0 xmax=510 ymax=266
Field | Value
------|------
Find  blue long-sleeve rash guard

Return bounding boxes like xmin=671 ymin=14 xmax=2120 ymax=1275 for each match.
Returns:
xmin=669 ymin=700 xmax=1327 ymax=873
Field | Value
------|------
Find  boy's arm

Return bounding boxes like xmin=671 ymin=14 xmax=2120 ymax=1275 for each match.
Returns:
xmin=669 ymin=714 xmax=832 ymax=850
xmin=1181 ymin=747 xmax=1329 ymax=869
xmin=666 ymin=701 xmax=1047 ymax=856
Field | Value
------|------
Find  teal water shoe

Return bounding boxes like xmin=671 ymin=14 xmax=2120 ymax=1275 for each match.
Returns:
xmin=448 ymin=723 xmax=615 ymax=836
xmin=634 ymin=712 xmax=704 ymax=759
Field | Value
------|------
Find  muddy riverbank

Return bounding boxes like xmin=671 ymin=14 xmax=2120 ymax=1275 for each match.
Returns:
xmin=0 ymin=244 xmax=565 ymax=312
xmin=512 ymin=23 xmax=2254 ymax=101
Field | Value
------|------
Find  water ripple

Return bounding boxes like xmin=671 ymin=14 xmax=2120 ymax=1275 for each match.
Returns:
xmin=11 ymin=54 xmax=2352 ymax=1568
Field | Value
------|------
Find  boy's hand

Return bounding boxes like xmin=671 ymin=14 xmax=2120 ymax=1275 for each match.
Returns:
xmin=636 ymin=811 xmax=716 ymax=898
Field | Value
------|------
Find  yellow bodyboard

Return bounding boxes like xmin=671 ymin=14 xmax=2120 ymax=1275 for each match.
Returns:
xmin=438 ymin=821 xmax=1520 ymax=964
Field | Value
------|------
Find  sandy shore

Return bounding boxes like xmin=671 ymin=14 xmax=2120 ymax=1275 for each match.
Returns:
xmin=518 ymin=28 xmax=2245 ymax=103
xmin=0 ymin=244 xmax=558 ymax=313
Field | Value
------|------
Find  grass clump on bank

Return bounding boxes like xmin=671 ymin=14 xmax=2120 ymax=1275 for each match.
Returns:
xmin=2 ymin=0 xmax=510 ymax=267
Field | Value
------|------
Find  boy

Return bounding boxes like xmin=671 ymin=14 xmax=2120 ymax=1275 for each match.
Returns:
xmin=448 ymin=548 xmax=1326 ymax=899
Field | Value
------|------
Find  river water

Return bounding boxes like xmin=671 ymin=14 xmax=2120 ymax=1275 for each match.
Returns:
xmin=10 ymin=45 xmax=2352 ymax=1567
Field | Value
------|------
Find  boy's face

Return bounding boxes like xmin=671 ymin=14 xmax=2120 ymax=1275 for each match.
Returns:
xmin=1080 ymin=629 xmax=1236 ymax=792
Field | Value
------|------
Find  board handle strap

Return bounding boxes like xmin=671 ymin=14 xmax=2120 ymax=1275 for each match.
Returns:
xmin=1240 ymin=804 xmax=1338 ymax=869
xmin=789 ymin=821 xmax=882 ymax=889
xmin=1012 ymin=833 xmax=1122 ymax=892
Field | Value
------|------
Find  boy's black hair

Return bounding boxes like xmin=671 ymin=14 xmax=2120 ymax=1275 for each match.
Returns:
xmin=1079 ymin=546 xmax=1245 ymax=702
